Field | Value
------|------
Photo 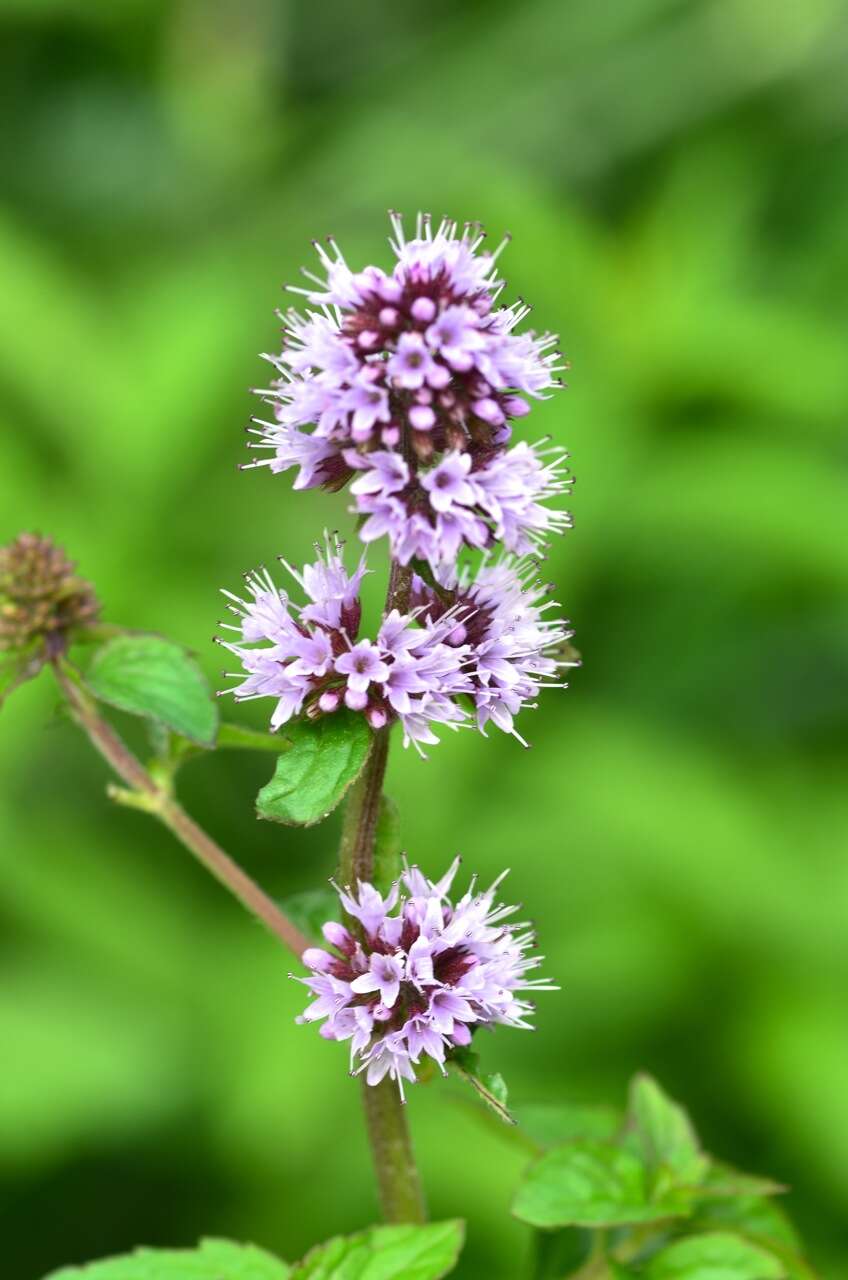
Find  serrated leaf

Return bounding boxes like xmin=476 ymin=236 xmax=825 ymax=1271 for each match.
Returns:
xmin=44 ymin=1237 xmax=289 ymax=1279
xmin=627 ymin=1074 xmax=708 ymax=1187
xmin=512 ymin=1139 xmax=692 ymax=1229
xmin=448 ymin=1046 xmax=514 ymax=1125
xmin=255 ymin=712 xmax=371 ymax=826
xmin=85 ymin=634 xmax=217 ymax=746
xmin=513 ymin=1102 xmax=621 ymax=1150
xmin=290 ymin=1220 xmax=464 ymax=1280
xmin=644 ymin=1231 xmax=786 ymax=1279
xmin=280 ymin=888 xmax=339 ymax=945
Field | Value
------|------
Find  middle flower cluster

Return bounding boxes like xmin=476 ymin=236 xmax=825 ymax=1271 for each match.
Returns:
xmin=218 ymin=534 xmax=575 ymax=752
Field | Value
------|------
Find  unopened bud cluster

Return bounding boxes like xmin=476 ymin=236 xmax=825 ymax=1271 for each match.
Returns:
xmin=0 ymin=533 xmax=100 ymax=659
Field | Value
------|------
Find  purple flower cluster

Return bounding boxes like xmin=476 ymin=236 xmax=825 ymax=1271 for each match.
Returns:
xmin=217 ymin=536 xmax=576 ymax=751
xmin=245 ymin=213 xmax=570 ymax=568
xmin=297 ymin=859 xmax=555 ymax=1099
xmin=413 ymin=557 xmax=578 ymax=744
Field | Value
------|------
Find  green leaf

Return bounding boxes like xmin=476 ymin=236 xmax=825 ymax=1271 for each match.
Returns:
xmin=373 ymin=793 xmax=402 ymax=894
xmin=255 ymin=712 xmax=371 ymax=827
xmin=290 ymin=1220 xmax=464 ymax=1280
xmin=644 ymin=1231 xmax=786 ymax=1279
xmin=694 ymin=1194 xmax=797 ymax=1249
xmin=512 ymin=1139 xmax=692 ymax=1230
xmin=627 ymin=1074 xmax=708 ymax=1187
xmin=85 ymin=634 xmax=217 ymax=746
xmin=698 ymin=1162 xmax=785 ymax=1200
xmin=280 ymin=888 xmax=339 ymax=945
xmin=692 ymin=1197 xmax=816 ymax=1280
xmin=448 ymin=1046 xmax=514 ymax=1125
xmin=513 ymin=1102 xmax=621 ymax=1150
xmin=217 ymin=721 xmax=293 ymax=753
xmin=44 ymin=1237 xmax=289 ymax=1279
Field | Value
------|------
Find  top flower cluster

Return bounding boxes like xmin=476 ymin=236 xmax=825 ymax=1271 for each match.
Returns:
xmin=247 ymin=212 xmax=571 ymax=569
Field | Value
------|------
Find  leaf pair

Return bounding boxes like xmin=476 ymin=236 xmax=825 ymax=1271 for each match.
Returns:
xmin=512 ymin=1075 xmax=813 ymax=1278
xmin=44 ymin=1220 xmax=465 ymax=1280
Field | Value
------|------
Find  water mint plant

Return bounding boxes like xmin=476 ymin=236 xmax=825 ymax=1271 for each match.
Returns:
xmin=4 ymin=212 xmax=818 ymax=1280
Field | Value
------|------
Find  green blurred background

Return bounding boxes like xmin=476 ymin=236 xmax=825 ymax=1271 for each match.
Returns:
xmin=2 ymin=1 xmax=847 ymax=1276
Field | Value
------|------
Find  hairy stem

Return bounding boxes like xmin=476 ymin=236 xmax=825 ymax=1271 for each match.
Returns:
xmin=336 ymin=556 xmax=426 ymax=1224
xmin=53 ymin=662 xmax=311 ymax=960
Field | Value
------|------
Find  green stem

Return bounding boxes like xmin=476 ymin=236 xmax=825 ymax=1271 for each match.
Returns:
xmin=336 ymin=558 xmax=426 ymax=1225
xmin=53 ymin=661 xmax=311 ymax=961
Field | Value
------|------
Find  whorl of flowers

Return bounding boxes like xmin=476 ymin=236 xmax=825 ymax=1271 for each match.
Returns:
xmin=245 ymin=212 xmax=571 ymax=568
xmin=216 ymin=535 xmax=576 ymax=752
xmin=297 ymin=859 xmax=555 ymax=1099
xmin=413 ymin=558 xmax=579 ymax=744
xmin=0 ymin=532 xmax=100 ymax=659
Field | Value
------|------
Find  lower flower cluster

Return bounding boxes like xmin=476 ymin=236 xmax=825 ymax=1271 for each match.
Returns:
xmin=297 ymin=859 xmax=555 ymax=1099
xmin=217 ymin=535 xmax=576 ymax=751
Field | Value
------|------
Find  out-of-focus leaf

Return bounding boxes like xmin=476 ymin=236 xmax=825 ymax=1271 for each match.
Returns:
xmin=513 ymin=1102 xmax=621 ymax=1150
xmin=255 ymin=713 xmax=370 ymax=827
xmin=85 ymin=634 xmax=217 ymax=746
xmin=698 ymin=1163 xmax=785 ymax=1200
xmin=290 ymin=1221 xmax=464 ymax=1280
xmin=692 ymin=1197 xmax=816 ymax=1280
xmin=626 ymin=1074 xmax=708 ymax=1186
xmin=643 ymin=1231 xmax=785 ymax=1279
xmin=512 ymin=1139 xmax=692 ymax=1229
xmin=44 ymin=1238 xmax=289 ymax=1279
xmin=448 ymin=1046 xmax=514 ymax=1126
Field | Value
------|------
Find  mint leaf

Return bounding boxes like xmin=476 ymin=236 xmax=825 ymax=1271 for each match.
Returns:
xmin=512 ymin=1139 xmax=692 ymax=1229
xmin=44 ymin=1238 xmax=289 ymax=1279
xmin=85 ymin=634 xmax=217 ymax=746
xmin=698 ymin=1162 xmax=785 ymax=1200
xmin=692 ymin=1197 xmax=815 ymax=1280
xmin=693 ymin=1192 xmax=797 ymax=1251
xmin=290 ymin=1221 xmax=464 ymax=1280
xmin=513 ymin=1102 xmax=621 ymax=1150
xmin=256 ymin=712 xmax=371 ymax=826
xmin=644 ymin=1231 xmax=786 ymax=1278
xmin=627 ymin=1074 xmax=708 ymax=1187
xmin=448 ymin=1046 xmax=514 ymax=1125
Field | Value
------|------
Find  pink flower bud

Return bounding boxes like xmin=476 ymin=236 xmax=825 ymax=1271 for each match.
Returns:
xmin=410 ymin=296 xmax=437 ymax=322
xmin=302 ymin=947 xmax=335 ymax=973
xmin=409 ymin=405 xmax=436 ymax=431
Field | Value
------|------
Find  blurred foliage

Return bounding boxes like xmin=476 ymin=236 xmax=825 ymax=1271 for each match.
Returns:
xmin=1 ymin=1 xmax=847 ymax=1278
